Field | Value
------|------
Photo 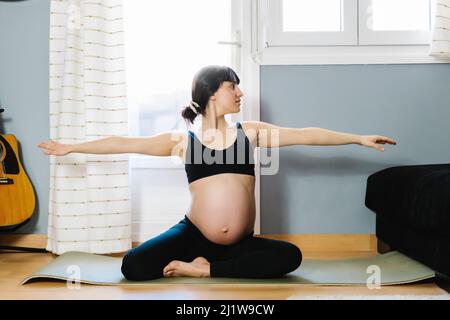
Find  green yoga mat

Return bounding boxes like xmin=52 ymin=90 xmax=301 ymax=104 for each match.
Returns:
xmin=20 ymin=251 xmax=435 ymax=286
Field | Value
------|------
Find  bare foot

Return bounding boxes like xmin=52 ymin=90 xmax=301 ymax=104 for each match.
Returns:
xmin=163 ymin=257 xmax=210 ymax=278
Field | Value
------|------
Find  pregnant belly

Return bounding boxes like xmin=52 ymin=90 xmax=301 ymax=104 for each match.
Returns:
xmin=187 ymin=174 xmax=256 ymax=245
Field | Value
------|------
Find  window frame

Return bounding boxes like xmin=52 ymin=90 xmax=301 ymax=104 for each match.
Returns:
xmin=255 ymin=0 xmax=448 ymax=65
xmin=358 ymin=0 xmax=433 ymax=46
xmin=266 ymin=0 xmax=358 ymax=46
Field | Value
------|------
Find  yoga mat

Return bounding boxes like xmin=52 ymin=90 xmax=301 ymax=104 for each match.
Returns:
xmin=20 ymin=251 xmax=435 ymax=286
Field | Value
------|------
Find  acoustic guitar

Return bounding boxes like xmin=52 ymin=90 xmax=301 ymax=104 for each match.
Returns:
xmin=0 ymin=108 xmax=36 ymax=230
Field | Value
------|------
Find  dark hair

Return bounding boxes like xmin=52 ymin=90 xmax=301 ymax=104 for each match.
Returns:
xmin=181 ymin=65 xmax=240 ymax=125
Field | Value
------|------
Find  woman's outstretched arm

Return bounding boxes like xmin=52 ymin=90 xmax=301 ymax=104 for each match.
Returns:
xmin=243 ymin=121 xmax=397 ymax=152
xmin=37 ymin=132 xmax=185 ymax=157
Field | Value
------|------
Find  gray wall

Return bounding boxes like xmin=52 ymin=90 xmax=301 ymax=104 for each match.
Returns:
xmin=0 ymin=0 xmax=49 ymax=234
xmin=260 ymin=64 xmax=450 ymax=234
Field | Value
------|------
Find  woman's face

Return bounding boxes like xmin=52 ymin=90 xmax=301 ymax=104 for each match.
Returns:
xmin=210 ymin=81 xmax=244 ymax=115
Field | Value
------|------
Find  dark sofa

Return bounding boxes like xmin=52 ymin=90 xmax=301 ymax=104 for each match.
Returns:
xmin=365 ymin=163 xmax=450 ymax=292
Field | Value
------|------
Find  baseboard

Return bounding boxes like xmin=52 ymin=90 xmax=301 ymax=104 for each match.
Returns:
xmin=254 ymin=234 xmax=377 ymax=253
xmin=0 ymin=234 xmax=48 ymax=249
xmin=0 ymin=233 xmax=377 ymax=254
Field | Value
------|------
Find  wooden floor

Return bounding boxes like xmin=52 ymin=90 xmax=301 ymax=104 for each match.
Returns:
xmin=0 ymin=249 xmax=447 ymax=300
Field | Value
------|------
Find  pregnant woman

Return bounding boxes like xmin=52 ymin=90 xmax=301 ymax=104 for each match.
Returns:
xmin=38 ymin=65 xmax=397 ymax=281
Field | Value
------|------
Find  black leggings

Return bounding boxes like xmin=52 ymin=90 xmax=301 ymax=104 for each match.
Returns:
xmin=121 ymin=215 xmax=302 ymax=281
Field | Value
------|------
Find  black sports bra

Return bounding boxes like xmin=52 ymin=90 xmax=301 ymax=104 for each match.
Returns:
xmin=184 ymin=122 xmax=255 ymax=184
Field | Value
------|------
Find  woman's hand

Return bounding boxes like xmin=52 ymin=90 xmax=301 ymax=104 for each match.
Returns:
xmin=359 ymin=135 xmax=397 ymax=152
xmin=37 ymin=140 xmax=72 ymax=156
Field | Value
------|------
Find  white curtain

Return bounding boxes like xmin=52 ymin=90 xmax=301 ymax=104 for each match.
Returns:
xmin=48 ymin=0 xmax=131 ymax=254
xmin=429 ymin=0 xmax=450 ymax=58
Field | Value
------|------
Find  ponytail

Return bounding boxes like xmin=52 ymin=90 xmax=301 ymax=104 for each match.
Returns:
xmin=181 ymin=101 xmax=200 ymax=125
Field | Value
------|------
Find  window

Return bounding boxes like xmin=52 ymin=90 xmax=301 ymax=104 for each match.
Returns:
xmin=267 ymin=0 xmax=358 ymax=46
xmin=123 ymin=0 xmax=238 ymax=168
xmin=265 ymin=0 xmax=432 ymax=46
xmin=123 ymin=1 xmax=244 ymax=240
xmin=283 ymin=0 xmax=343 ymax=32
xmin=359 ymin=0 xmax=432 ymax=45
